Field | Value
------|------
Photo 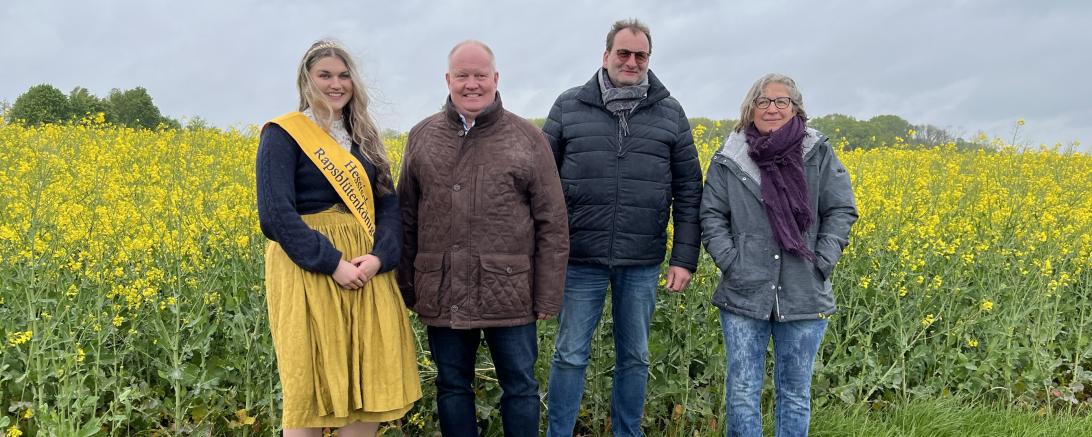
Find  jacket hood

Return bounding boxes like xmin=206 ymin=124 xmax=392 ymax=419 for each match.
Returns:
xmin=716 ymin=127 xmax=827 ymax=182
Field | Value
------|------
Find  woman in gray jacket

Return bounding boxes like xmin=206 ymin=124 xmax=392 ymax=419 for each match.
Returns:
xmin=700 ymin=73 xmax=857 ymax=437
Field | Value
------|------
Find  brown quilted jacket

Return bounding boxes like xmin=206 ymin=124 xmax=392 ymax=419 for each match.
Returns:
xmin=397 ymin=95 xmax=569 ymax=329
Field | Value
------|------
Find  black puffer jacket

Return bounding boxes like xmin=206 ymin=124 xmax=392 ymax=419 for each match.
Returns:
xmin=543 ymin=70 xmax=702 ymax=270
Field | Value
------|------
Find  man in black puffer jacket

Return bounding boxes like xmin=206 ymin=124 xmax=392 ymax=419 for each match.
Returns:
xmin=542 ymin=18 xmax=702 ymax=437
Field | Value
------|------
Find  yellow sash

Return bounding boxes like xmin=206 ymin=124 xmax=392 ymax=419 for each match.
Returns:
xmin=268 ymin=112 xmax=377 ymax=242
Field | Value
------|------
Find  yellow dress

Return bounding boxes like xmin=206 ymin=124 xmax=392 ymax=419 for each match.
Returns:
xmin=265 ymin=206 xmax=422 ymax=428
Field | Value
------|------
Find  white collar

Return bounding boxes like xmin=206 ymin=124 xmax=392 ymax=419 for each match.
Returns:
xmin=303 ymin=108 xmax=352 ymax=152
xmin=458 ymin=113 xmax=475 ymax=133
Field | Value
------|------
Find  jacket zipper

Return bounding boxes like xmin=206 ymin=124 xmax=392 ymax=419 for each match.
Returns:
xmin=456 ymin=128 xmax=471 ymax=328
xmin=608 ymin=119 xmax=625 ymax=265
xmin=773 ymin=286 xmax=783 ymax=321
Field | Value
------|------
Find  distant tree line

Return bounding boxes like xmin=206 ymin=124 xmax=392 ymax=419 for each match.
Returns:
xmin=683 ymin=114 xmax=982 ymax=151
xmin=529 ymin=114 xmax=982 ymax=151
xmin=2 ymin=84 xmax=977 ymax=149
xmin=808 ymin=114 xmax=981 ymax=150
xmin=4 ymin=83 xmax=180 ymax=129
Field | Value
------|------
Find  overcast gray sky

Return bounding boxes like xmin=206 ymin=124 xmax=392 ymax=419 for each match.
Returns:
xmin=3 ymin=0 xmax=1089 ymax=151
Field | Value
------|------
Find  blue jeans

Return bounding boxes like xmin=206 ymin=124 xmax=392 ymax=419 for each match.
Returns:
xmin=719 ymin=310 xmax=828 ymax=437
xmin=547 ymin=263 xmax=660 ymax=437
xmin=426 ymin=323 xmax=539 ymax=437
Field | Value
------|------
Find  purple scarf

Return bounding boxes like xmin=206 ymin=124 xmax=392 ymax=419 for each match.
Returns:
xmin=745 ymin=115 xmax=815 ymax=261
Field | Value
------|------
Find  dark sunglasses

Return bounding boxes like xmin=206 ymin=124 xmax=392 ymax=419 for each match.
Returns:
xmin=614 ymin=49 xmax=650 ymax=63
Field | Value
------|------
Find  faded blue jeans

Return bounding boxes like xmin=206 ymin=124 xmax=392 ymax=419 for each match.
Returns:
xmin=719 ymin=310 xmax=828 ymax=437
xmin=547 ymin=263 xmax=660 ymax=437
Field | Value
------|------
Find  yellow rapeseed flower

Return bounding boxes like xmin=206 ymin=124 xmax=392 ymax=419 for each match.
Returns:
xmin=980 ymin=300 xmax=994 ymax=312
xmin=7 ymin=331 xmax=32 ymax=346
xmin=921 ymin=314 xmax=937 ymax=327
xmin=857 ymin=276 xmax=871 ymax=289
xmin=228 ymin=409 xmax=257 ymax=429
xmin=6 ymin=425 xmax=22 ymax=437
xmin=966 ymin=338 xmax=979 ymax=348
xmin=235 ymin=409 xmax=256 ymax=425
xmin=409 ymin=411 xmax=425 ymax=427
xmin=928 ymin=275 xmax=943 ymax=290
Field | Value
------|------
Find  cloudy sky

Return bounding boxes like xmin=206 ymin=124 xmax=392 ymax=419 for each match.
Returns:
xmin=2 ymin=0 xmax=1089 ymax=151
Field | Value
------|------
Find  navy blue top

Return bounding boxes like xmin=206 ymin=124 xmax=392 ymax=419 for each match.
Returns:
xmin=256 ymin=123 xmax=401 ymax=275
xmin=542 ymin=71 xmax=703 ymax=270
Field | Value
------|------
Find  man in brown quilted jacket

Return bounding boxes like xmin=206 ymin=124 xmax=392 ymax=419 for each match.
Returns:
xmin=396 ymin=40 xmax=569 ymax=437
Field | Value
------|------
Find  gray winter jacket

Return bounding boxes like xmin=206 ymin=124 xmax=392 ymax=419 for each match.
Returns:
xmin=700 ymin=129 xmax=857 ymax=321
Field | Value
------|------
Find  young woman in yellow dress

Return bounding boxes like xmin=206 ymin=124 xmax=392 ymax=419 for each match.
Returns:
xmin=256 ymin=39 xmax=421 ymax=436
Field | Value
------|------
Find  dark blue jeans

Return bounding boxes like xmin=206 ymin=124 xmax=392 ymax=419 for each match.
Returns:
xmin=426 ymin=323 xmax=539 ymax=437
xmin=547 ymin=263 xmax=660 ymax=437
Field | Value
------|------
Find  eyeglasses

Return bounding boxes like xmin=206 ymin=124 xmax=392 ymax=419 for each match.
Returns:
xmin=614 ymin=49 xmax=650 ymax=63
xmin=754 ymin=97 xmax=793 ymax=110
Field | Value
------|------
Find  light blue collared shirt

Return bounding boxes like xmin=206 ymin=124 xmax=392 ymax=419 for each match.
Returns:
xmin=458 ymin=113 xmax=475 ymax=134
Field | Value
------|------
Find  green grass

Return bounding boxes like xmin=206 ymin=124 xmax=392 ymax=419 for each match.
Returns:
xmin=811 ymin=398 xmax=1092 ymax=437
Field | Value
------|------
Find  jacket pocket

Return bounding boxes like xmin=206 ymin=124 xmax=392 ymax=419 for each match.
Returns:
xmin=724 ymin=234 xmax=774 ymax=291
xmin=478 ymin=254 xmax=532 ymax=319
xmin=813 ymin=260 xmax=828 ymax=283
xmin=712 ymin=247 xmax=739 ymax=273
xmin=412 ymin=252 xmax=445 ymax=317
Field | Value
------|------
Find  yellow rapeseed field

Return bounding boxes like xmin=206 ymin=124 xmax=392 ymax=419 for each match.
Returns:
xmin=0 ymin=116 xmax=1089 ymax=434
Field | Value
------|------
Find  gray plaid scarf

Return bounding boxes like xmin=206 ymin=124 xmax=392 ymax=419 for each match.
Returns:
xmin=598 ymin=69 xmax=649 ymax=136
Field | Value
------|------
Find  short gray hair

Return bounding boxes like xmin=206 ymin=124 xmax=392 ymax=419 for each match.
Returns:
xmin=736 ymin=73 xmax=808 ymax=132
xmin=448 ymin=40 xmax=496 ymax=70
xmin=606 ymin=19 xmax=651 ymax=53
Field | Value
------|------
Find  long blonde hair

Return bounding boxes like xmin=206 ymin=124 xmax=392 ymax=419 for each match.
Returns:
xmin=296 ymin=39 xmax=393 ymax=194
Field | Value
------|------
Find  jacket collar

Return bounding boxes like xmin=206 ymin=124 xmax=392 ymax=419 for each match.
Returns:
xmin=445 ymin=92 xmax=504 ymax=132
xmin=576 ymin=69 xmax=670 ymax=110
xmin=715 ymin=127 xmax=827 ymax=196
